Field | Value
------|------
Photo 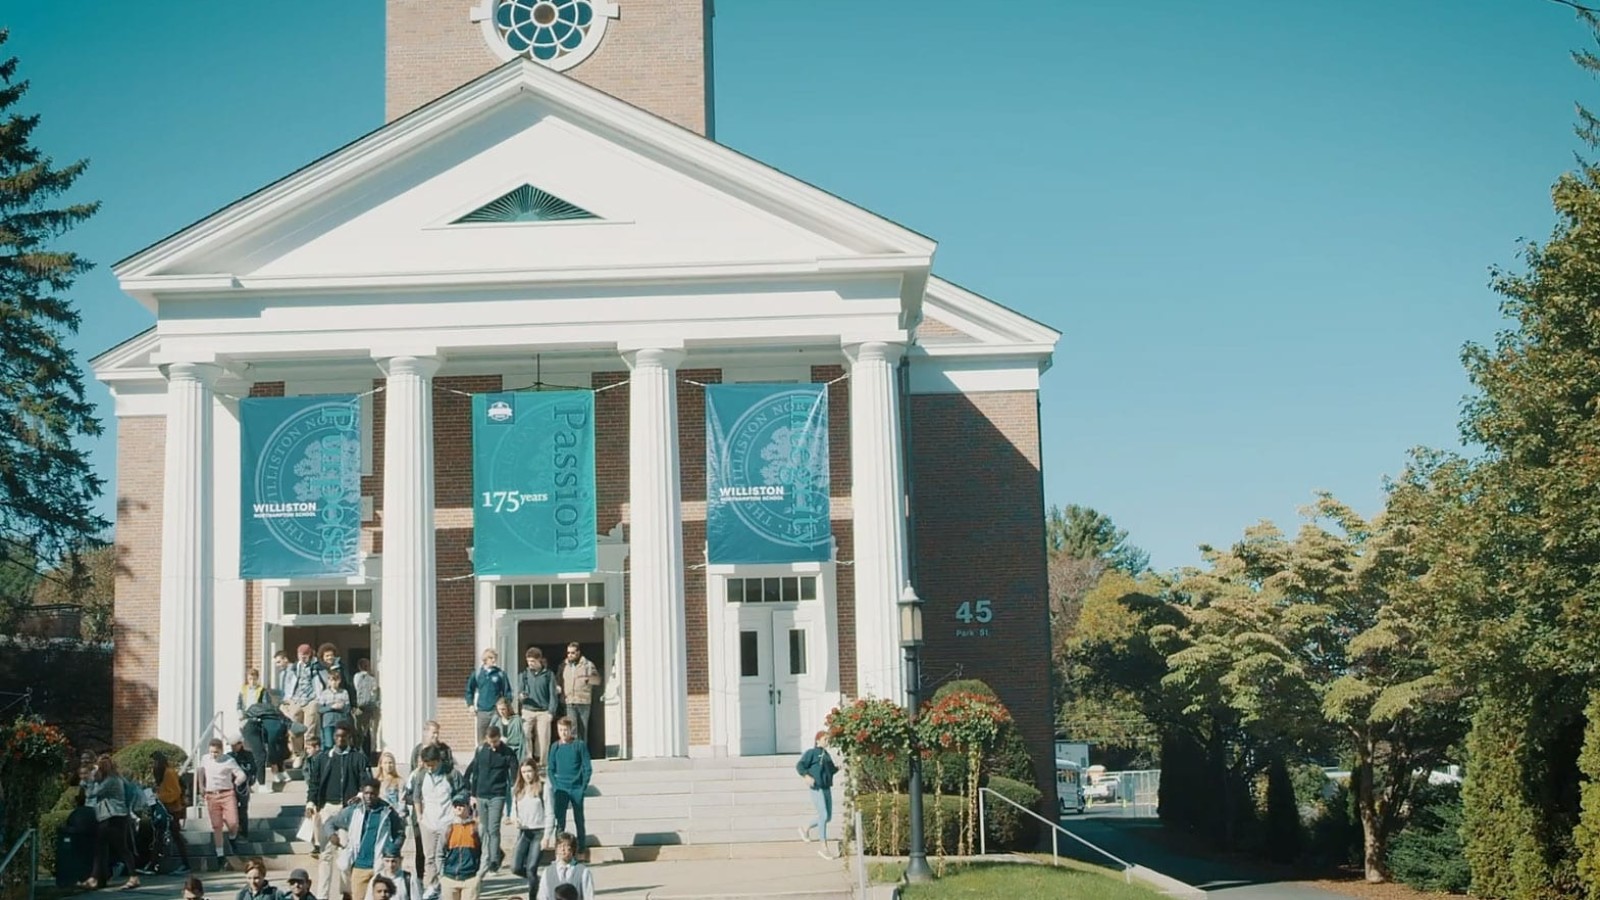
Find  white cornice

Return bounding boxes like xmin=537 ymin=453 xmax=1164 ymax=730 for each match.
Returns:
xmin=125 ymin=254 xmax=931 ymax=300
xmin=923 ymin=277 xmax=1060 ymax=347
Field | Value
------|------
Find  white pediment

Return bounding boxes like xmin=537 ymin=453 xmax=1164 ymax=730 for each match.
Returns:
xmin=115 ymin=61 xmax=934 ymax=305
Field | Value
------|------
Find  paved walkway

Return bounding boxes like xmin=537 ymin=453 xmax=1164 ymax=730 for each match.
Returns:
xmin=1058 ymin=816 xmax=1349 ymax=899
xmin=100 ymin=855 xmax=858 ymax=900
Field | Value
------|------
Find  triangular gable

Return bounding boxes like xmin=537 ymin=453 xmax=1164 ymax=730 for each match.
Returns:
xmin=114 ymin=59 xmax=935 ymax=309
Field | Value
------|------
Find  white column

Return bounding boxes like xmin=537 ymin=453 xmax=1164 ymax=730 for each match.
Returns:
xmin=376 ymin=354 xmax=442 ymax=759
xmin=845 ymin=341 xmax=908 ymax=701
xmin=158 ymin=362 xmax=221 ymax=754
xmin=623 ymin=347 xmax=688 ymax=758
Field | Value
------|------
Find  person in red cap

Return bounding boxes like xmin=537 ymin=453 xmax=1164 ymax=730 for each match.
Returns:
xmin=280 ymin=643 xmax=329 ymax=767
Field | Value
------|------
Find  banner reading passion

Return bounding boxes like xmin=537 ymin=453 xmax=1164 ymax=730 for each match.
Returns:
xmin=472 ymin=391 xmax=597 ymax=575
xmin=705 ymin=383 xmax=832 ymax=564
xmin=240 ymin=395 xmax=363 ymax=578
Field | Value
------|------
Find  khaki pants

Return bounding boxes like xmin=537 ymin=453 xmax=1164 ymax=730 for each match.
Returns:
xmin=315 ymin=853 xmax=347 ymax=900
xmin=419 ymin=821 xmax=447 ymax=890
xmin=440 ymin=874 xmax=480 ymax=900
xmin=281 ymin=700 xmax=320 ymax=760
xmin=520 ymin=709 xmax=552 ymax=763
xmin=350 ymin=866 xmax=374 ymax=900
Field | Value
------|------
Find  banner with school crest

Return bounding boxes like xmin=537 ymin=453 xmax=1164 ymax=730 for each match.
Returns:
xmin=472 ymin=391 xmax=597 ymax=576
xmin=240 ymin=395 xmax=363 ymax=578
xmin=705 ymin=383 xmax=832 ymax=564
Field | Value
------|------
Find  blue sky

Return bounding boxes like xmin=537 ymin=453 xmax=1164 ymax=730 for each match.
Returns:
xmin=3 ymin=1 xmax=1593 ymax=570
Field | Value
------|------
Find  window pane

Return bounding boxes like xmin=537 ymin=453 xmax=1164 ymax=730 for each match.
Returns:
xmin=282 ymin=591 xmax=299 ymax=616
xmin=782 ymin=578 xmax=798 ymax=603
xmin=587 ymin=582 xmax=605 ymax=607
xmin=789 ymin=629 xmax=807 ymax=675
xmin=552 ymin=584 xmax=569 ymax=608
xmin=336 ymin=589 xmax=354 ymax=614
xmin=531 ymin=584 xmax=550 ymax=609
xmin=727 ymin=578 xmax=742 ymax=604
xmin=513 ymin=584 xmax=531 ymax=610
xmin=745 ymin=579 xmax=763 ymax=604
xmin=495 ymin=586 xmax=512 ymax=610
xmin=800 ymin=576 xmax=817 ymax=601
xmin=740 ymin=631 xmax=760 ymax=677
xmin=319 ymin=590 xmax=337 ymax=615
xmin=764 ymin=578 xmax=781 ymax=603
xmin=355 ymin=590 xmax=373 ymax=614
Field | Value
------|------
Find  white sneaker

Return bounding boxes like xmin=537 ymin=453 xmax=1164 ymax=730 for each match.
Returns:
xmin=797 ymin=825 xmax=811 ymax=843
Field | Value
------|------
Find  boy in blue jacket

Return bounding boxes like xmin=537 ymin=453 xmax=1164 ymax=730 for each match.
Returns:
xmin=463 ymin=649 xmax=512 ymax=743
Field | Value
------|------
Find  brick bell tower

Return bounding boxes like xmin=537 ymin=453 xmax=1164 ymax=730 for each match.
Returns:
xmin=386 ymin=0 xmax=715 ymax=135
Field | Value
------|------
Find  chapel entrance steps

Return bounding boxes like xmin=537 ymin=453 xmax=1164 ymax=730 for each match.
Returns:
xmin=582 ymin=754 xmax=818 ymax=852
xmin=174 ymin=754 xmax=824 ymax=871
xmin=179 ymin=779 xmax=314 ymax=872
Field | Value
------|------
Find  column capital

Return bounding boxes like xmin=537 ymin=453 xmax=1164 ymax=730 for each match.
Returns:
xmin=622 ymin=347 xmax=687 ymax=371
xmin=160 ymin=361 xmax=223 ymax=385
xmin=376 ymin=355 xmax=443 ymax=379
xmin=843 ymin=341 xmax=905 ymax=366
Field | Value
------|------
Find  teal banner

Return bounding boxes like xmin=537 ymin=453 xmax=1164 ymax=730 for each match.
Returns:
xmin=705 ymin=383 xmax=832 ymax=564
xmin=472 ymin=391 xmax=597 ymax=575
xmin=240 ymin=395 xmax=363 ymax=578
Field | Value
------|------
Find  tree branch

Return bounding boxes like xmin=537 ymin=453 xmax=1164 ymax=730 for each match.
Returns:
xmin=1550 ymin=0 xmax=1600 ymax=13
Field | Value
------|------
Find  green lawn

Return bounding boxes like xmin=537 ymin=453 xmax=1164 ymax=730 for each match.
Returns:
xmin=895 ymin=860 xmax=1168 ymax=899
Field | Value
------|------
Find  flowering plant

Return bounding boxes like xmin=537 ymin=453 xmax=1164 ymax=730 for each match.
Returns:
xmin=4 ymin=716 xmax=72 ymax=769
xmin=825 ymin=697 xmax=912 ymax=762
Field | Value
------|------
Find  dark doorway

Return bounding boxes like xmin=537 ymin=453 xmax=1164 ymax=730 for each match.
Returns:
xmin=516 ymin=619 xmax=606 ymax=758
xmin=282 ymin=625 xmax=371 ymax=675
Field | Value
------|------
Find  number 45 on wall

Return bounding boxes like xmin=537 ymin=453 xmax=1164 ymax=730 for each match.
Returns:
xmin=954 ymin=599 xmax=993 ymax=624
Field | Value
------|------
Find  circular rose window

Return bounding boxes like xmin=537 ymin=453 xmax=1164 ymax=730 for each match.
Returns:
xmin=472 ymin=0 xmax=619 ymax=71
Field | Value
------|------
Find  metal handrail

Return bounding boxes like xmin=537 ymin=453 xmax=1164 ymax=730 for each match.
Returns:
xmin=183 ymin=709 xmax=229 ymax=819
xmin=978 ymin=786 xmax=1134 ymax=884
xmin=0 ymin=828 xmax=40 ymax=900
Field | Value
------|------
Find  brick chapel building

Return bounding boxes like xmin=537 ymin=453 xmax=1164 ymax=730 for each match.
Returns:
xmin=92 ymin=0 xmax=1061 ymax=798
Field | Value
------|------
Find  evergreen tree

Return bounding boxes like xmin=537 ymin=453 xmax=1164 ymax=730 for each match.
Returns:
xmin=0 ymin=29 xmax=106 ymax=622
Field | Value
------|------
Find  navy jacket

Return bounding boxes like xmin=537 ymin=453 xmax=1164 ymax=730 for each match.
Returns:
xmin=464 ymin=666 xmax=512 ymax=712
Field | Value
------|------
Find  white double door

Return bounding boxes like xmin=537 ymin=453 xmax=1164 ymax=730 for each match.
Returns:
xmin=736 ymin=605 xmax=812 ymax=755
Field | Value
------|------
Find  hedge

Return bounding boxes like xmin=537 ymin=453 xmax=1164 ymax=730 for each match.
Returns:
xmin=856 ymin=775 xmax=1042 ymax=855
xmin=111 ymin=738 xmax=186 ymax=785
xmin=1387 ymin=783 xmax=1470 ymax=894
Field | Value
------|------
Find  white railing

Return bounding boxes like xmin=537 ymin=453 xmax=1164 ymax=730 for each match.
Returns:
xmin=979 ymin=786 xmax=1134 ymax=884
xmin=183 ymin=709 xmax=229 ymax=819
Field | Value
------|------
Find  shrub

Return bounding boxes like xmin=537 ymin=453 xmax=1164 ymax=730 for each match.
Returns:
xmin=37 ymin=809 xmax=72 ymax=875
xmin=854 ymin=777 xmax=1043 ymax=855
xmin=982 ymin=775 xmax=1042 ymax=850
xmin=1301 ymin=782 xmax=1361 ymax=869
xmin=856 ymin=792 xmax=964 ymax=855
xmin=1387 ymin=783 xmax=1470 ymax=894
xmin=111 ymin=738 xmax=186 ymax=785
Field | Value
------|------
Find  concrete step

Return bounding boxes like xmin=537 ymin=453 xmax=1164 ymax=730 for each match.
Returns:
xmin=586 ymin=841 xmax=839 ymax=863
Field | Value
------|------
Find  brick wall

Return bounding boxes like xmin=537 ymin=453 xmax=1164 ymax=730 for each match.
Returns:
xmin=908 ymin=391 xmax=1056 ymax=810
xmin=112 ymin=417 xmax=165 ymax=748
xmin=385 ymin=0 xmax=712 ymax=134
xmin=678 ymin=368 xmax=718 ymax=745
xmin=813 ymin=365 xmax=855 ymax=697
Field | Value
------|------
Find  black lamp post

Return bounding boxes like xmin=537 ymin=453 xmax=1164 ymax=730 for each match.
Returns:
xmin=899 ymin=584 xmax=934 ymax=883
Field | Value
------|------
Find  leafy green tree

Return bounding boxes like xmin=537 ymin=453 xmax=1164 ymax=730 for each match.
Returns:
xmin=1046 ymin=504 xmax=1149 ymax=574
xmin=32 ymin=540 xmax=114 ymax=641
xmin=0 ymin=29 xmax=106 ymax=619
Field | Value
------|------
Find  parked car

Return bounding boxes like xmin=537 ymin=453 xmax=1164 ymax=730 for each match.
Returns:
xmin=1085 ymin=776 xmax=1120 ymax=803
